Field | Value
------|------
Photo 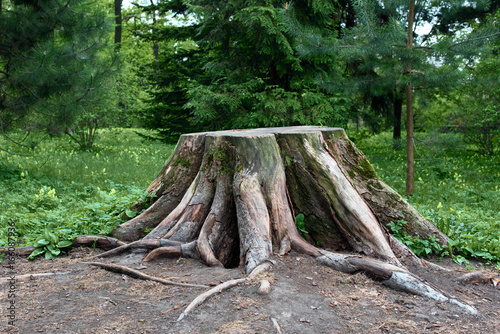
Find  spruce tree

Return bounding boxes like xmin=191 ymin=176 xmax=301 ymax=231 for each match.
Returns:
xmin=134 ymin=0 xmax=351 ymax=138
xmin=0 ymin=0 xmax=119 ymax=148
xmin=285 ymin=0 xmax=500 ymax=195
xmin=131 ymin=0 xmax=209 ymax=142
xmin=186 ymin=0 xmax=351 ymax=130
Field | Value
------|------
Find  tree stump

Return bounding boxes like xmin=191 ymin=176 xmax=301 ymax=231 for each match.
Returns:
xmin=106 ymin=126 xmax=475 ymax=313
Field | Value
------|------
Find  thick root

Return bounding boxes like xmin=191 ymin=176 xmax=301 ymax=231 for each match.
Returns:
xmin=95 ymin=239 xmax=182 ymax=258
xmin=317 ymin=250 xmax=477 ymax=314
xmin=73 ymin=235 xmax=126 ymax=250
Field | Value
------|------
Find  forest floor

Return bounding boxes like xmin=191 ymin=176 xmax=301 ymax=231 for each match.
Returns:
xmin=1 ymin=247 xmax=499 ymax=334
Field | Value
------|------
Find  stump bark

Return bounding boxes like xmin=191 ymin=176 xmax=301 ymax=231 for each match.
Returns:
xmin=107 ymin=126 xmax=474 ymax=313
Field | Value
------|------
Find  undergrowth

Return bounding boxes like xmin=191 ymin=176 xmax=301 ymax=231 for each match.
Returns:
xmin=0 ymin=129 xmax=175 ymax=253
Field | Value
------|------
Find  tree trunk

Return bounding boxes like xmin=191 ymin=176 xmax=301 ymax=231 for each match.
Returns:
xmin=114 ymin=0 xmax=123 ymax=47
xmin=107 ymin=126 xmax=475 ymax=313
xmin=405 ymin=0 xmax=415 ymax=196
xmin=393 ymin=95 xmax=402 ymax=141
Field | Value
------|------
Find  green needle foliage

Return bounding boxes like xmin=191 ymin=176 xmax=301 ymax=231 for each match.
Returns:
xmin=186 ymin=0 xmax=350 ymax=130
xmin=134 ymin=0 xmax=350 ymax=136
xmin=285 ymin=0 xmax=500 ymax=195
xmin=0 ymin=0 xmax=121 ymax=149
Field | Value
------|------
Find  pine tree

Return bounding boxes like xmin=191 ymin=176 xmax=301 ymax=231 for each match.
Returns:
xmin=0 ymin=0 xmax=119 ymax=148
xmin=285 ymin=0 xmax=500 ymax=195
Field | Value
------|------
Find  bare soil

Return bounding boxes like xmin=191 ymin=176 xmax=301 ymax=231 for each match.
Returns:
xmin=1 ymin=247 xmax=499 ymax=334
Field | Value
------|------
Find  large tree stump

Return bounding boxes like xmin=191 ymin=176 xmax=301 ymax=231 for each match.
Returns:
xmin=107 ymin=126 xmax=474 ymax=313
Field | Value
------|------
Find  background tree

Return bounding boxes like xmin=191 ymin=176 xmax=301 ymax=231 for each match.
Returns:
xmin=115 ymin=0 xmax=123 ymax=47
xmin=285 ymin=0 xmax=500 ymax=195
xmin=132 ymin=0 xmax=351 ymax=142
xmin=129 ymin=0 xmax=207 ymax=142
xmin=0 ymin=0 xmax=120 ymax=150
xmin=452 ymin=51 xmax=500 ymax=155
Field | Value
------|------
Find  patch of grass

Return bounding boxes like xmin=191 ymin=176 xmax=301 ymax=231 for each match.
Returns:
xmin=353 ymin=131 xmax=500 ymax=264
xmin=0 ymin=129 xmax=175 ymax=251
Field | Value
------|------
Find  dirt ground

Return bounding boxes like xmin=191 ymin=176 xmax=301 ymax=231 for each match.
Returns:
xmin=1 ymin=247 xmax=499 ymax=334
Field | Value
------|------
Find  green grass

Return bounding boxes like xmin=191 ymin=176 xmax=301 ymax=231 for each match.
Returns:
xmin=352 ymin=131 xmax=500 ymax=264
xmin=0 ymin=128 xmax=175 ymax=249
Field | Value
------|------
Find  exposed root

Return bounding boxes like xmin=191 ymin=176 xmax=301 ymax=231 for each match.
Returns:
xmin=177 ymin=262 xmax=272 ymax=321
xmin=73 ymin=235 xmax=126 ymax=250
xmin=83 ymin=262 xmax=207 ymax=288
xmin=421 ymin=259 xmax=452 ymax=272
xmin=94 ymin=239 xmax=182 ymax=258
xmin=143 ymin=246 xmax=183 ymax=262
xmin=271 ymin=317 xmax=284 ymax=334
xmin=1 ymin=246 xmax=36 ymax=256
xmin=317 ymin=250 xmax=477 ymax=314
xmin=1 ymin=236 xmax=126 ymax=257
xmin=257 ymin=279 xmax=271 ymax=294
xmin=457 ymin=272 xmax=497 ymax=285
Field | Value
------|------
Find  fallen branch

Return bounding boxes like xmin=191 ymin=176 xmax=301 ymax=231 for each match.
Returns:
xmin=177 ymin=262 xmax=271 ymax=321
xmin=82 ymin=262 xmax=207 ymax=288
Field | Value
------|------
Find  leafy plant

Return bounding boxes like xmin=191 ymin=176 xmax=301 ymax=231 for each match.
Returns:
xmin=389 ymin=220 xmax=448 ymax=258
xmin=29 ymin=224 xmax=73 ymax=260
xmin=295 ymin=214 xmax=308 ymax=239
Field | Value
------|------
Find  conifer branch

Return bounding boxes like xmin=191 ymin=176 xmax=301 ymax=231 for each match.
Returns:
xmin=285 ymin=3 xmax=356 ymax=50
xmin=67 ymin=4 xmax=94 ymax=17
xmin=285 ymin=3 xmax=321 ymax=48
xmin=76 ymin=73 xmax=94 ymax=103
xmin=0 ymin=130 xmax=47 ymax=151
xmin=18 ymin=82 xmax=53 ymax=105
xmin=22 ymin=51 xmax=46 ymax=74
xmin=76 ymin=33 xmax=104 ymax=55
xmin=449 ymin=32 xmax=500 ymax=49
xmin=358 ymin=0 xmax=376 ymax=39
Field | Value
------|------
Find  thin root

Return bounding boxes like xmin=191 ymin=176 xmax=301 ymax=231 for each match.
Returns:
xmin=82 ymin=262 xmax=207 ymax=288
xmin=177 ymin=261 xmax=271 ymax=321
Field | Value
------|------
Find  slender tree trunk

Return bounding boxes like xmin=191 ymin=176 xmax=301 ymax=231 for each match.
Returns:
xmin=150 ymin=0 xmax=158 ymax=62
xmin=393 ymin=95 xmax=402 ymax=141
xmin=406 ymin=1 xmax=415 ymax=196
xmin=114 ymin=0 xmax=123 ymax=48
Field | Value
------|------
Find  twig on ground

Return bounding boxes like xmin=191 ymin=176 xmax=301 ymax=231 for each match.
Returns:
xmin=271 ymin=317 xmax=284 ymax=334
xmin=82 ymin=262 xmax=207 ymax=288
xmin=177 ymin=261 xmax=272 ymax=321
xmin=163 ymin=303 xmax=186 ymax=314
